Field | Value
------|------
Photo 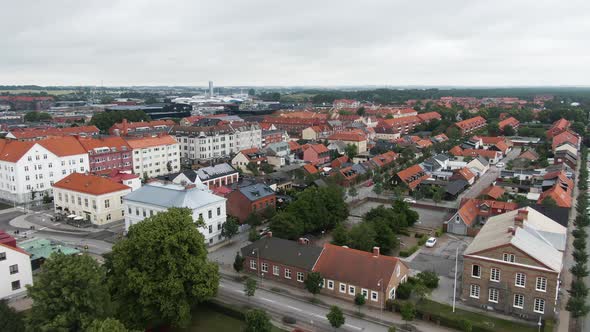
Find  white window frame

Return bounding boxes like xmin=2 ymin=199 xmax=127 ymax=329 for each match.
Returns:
xmin=535 ymin=277 xmax=547 ymax=292
xmin=361 ymin=288 xmax=369 ymax=298
xmin=339 ymin=283 xmax=346 ymax=293
xmin=470 ymin=284 xmax=480 ymax=299
xmin=513 ymin=294 xmax=524 ymax=309
xmin=348 ymin=285 xmax=356 ymax=295
xmin=515 ymin=273 xmax=526 ymax=288
xmin=488 ymin=288 xmax=499 ymax=303
xmin=285 ymin=268 xmax=291 ymax=279
xmin=327 ymin=280 xmax=334 ymax=290
xmin=297 ymin=272 xmax=304 ymax=283
xmin=472 ymin=264 xmax=481 ymax=278
xmin=261 ymin=262 xmax=268 ymax=273
xmin=534 ymin=298 xmax=545 ymax=314
xmin=503 ymin=253 xmax=515 ymax=263
xmin=250 ymin=260 xmax=256 ymax=270
xmin=371 ymin=291 xmax=378 ymax=302
xmin=490 ymin=268 xmax=500 ymax=282
xmin=273 ymin=265 xmax=279 ymax=276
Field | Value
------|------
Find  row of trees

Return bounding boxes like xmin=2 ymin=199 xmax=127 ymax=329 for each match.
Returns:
xmin=269 ymin=185 xmax=348 ymax=240
xmin=2 ymin=208 xmax=219 ymax=331
xmin=566 ymin=147 xmax=590 ymax=329
xmin=332 ymin=201 xmax=418 ymax=255
xmin=23 ymin=111 xmax=52 ymax=122
xmin=89 ymin=110 xmax=150 ymax=132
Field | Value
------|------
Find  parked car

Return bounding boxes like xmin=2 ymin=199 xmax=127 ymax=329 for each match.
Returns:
xmin=496 ymin=162 xmax=505 ymax=168
xmin=425 ymin=237 xmax=437 ymax=248
xmin=259 ymin=227 xmax=271 ymax=237
xmin=403 ymin=198 xmax=416 ymax=204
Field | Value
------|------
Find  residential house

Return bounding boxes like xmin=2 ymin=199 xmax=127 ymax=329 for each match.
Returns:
xmin=380 ymin=116 xmax=422 ymax=136
xmin=546 ymin=118 xmax=570 ymax=139
xmin=158 ymin=164 xmax=239 ymax=189
xmin=454 ymin=116 xmax=487 ymax=135
xmin=461 ymin=208 xmax=565 ymax=320
xmin=370 ymin=151 xmax=398 ymax=169
xmin=498 ymin=117 xmax=520 ymax=132
xmin=416 ymin=112 xmax=442 ymax=123
xmin=479 ymin=186 xmax=506 ymax=200
xmin=518 ymin=150 xmax=539 ymax=162
xmin=431 ymin=133 xmax=449 ymax=144
xmin=445 ymin=198 xmax=519 ymax=235
xmin=467 ymin=157 xmax=490 ymax=176
xmin=0 ymin=137 xmax=90 ymax=203
xmin=452 ymin=167 xmax=476 ymax=185
xmin=53 ymin=173 xmax=131 ymax=225
xmin=108 ymin=170 xmax=141 ymax=191
xmin=231 ymin=148 xmax=267 ymax=174
xmin=551 ymin=130 xmax=580 ymax=151
xmin=327 ymin=130 xmax=368 ymax=153
xmin=302 ymin=125 xmax=332 ymax=141
xmin=109 ymin=119 xmax=175 ymax=136
xmin=374 ymin=125 xmax=400 ymax=141
xmin=303 ymin=144 xmax=330 ymax=165
xmin=265 ymin=141 xmax=291 ymax=167
xmin=303 ymin=164 xmax=319 ymax=175
xmin=126 ymin=135 xmax=180 ymax=178
xmin=123 ymin=181 xmax=227 ymax=245
xmin=226 ymin=183 xmax=276 ymax=222
xmin=462 ymin=149 xmax=502 ymax=164
xmin=5 ymin=126 xmax=99 ymax=141
xmin=396 ymin=164 xmax=430 ymax=191
xmin=0 ymin=237 xmax=33 ymax=299
xmin=77 ymin=136 xmax=133 ymax=175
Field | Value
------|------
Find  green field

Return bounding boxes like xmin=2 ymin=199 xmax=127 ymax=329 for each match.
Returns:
xmin=0 ymin=89 xmax=76 ymax=96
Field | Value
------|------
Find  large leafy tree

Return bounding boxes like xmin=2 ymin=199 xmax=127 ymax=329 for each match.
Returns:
xmin=244 ymin=309 xmax=272 ymax=332
xmin=106 ymin=208 xmax=219 ymax=330
xmin=327 ymin=305 xmax=345 ymax=329
xmin=0 ymin=300 xmax=25 ymax=332
xmin=304 ymin=272 xmax=324 ymax=297
xmin=86 ymin=318 xmax=131 ymax=332
xmin=27 ymin=253 xmax=113 ymax=331
xmin=269 ymin=212 xmax=304 ymax=240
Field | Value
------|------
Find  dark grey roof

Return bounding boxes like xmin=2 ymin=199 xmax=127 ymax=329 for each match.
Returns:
xmin=156 ymin=170 xmax=198 ymax=183
xmin=476 ymin=156 xmax=489 ymax=166
xmin=238 ymin=183 xmax=275 ymax=201
xmin=241 ymin=237 xmax=323 ymax=270
xmin=445 ymin=179 xmax=469 ymax=195
xmin=433 ymin=154 xmax=450 ymax=162
xmin=527 ymin=204 xmax=570 ymax=227
xmin=351 ymin=163 xmax=368 ymax=175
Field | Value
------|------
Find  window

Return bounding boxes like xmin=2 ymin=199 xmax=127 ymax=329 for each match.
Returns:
xmin=285 ymin=269 xmax=291 ymax=279
xmin=488 ymin=288 xmax=499 ymax=303
xmin=513 ymin=294 xmax=524 ymax=309
xmin=273 ymin=265 xmax=279 ymax=276
xmin=470 ymin=284 xmax=480 ymax=299
xmin=371 ymin=291 xmax=378 ymax=302
xmin=534 ymin=298 xmax=545 ymax=314
xmin=11 ymin=280 xmax=20 ymax=291
xmin=362 ymin=289 xmax=369 ymax=298
xmin=105 ymin=200 xmax=110 ymax=208
xmin=9 ymin=264 xmax=18 ymax=274
xmin=208 ymin=225 xmax=212 ymax=234
xmin=217 ymin=207 xmax=221 ymax=216
xmin=490 ymin=268 xmax=500 ymax=282
xmin=208 ymin=210 xmax=212 ymax=219
xmin=0 ymin=252 xmax=6 ymax=261
xmin=536 ymin=277 xmax=547 ymax=292
xmin=327 ymin=280 xmax=334 ymax=290
xmin=261 ymin=263 xmax=268 ymax=273
xmin=250 ymin=260 xmax=256 ymax=270
xmin=472 ymin=265 xmax=481 ymax=278
xmin=515 ymin=273 xmax=526 ymax=288
xmin=348 ymin=285 xmax=356 ymax=295
xmin=297 ymin=272 xmax=304 ymax=282
xmin=339 ymin=283 xmax=346 ymax=293
xmin=503 ymin=253 xmax=515 ymax=263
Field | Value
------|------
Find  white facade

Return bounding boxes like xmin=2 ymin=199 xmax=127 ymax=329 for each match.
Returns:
xmin=131 ymin=142 xmax=180 ymax=178
xmin=233 ymin=124 xmax=262 ymax=151
xmin=123 ymin=183 xmax=227 ymax=245
xmin=0 ymin=144 xmax=89 ymax=204
xmin=0 ymin=244 xmax=33 ymax=299
xmin=53 ymin=187 xmax=131 ymax=225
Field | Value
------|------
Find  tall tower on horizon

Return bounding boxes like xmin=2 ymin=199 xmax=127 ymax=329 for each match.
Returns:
xmin=208 ymin=81 xmax=214 ymax=97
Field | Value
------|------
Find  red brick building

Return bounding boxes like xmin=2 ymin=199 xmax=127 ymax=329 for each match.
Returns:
xmin=302 ymin=144 xmax=330 ymax=165
xmin=226 ymin=183 xmax=276 ymax=222
xmin=77 ymin=136 xmax=133 ymax=175
xmin=454 ymin=116 xmax=487 ymax=135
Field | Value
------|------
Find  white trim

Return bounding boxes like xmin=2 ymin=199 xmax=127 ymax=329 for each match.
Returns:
xmin=490 ymin=267 xmax=500 ymax=282
xmin=470 ymin=284 xmax=480 ymax=299
xmin=348 ymin=285 xmax=356 ymax=295
xmin=535 ymin=277 xmax=547 ymax=292
xmin=370 ymin=291 xmax=378 ymax=302
xmin=249 ymin=260 xmax=256 ymax=270
xmin=327 ymin=280 xmax=334 ymax=290
xmin=297 ymin=272 xmax=304 ymax=283
xmin=361 ymin=288 xmax=369 ymax=298
xmin=515 ymin=273 xmax=526 ymax=288
xmin=488 ymin=288 xmax=499 ymax=303
xmin=339 ymin=283 xmax=346 ymax=293
xmin=464 ymin=254 xmax=559 ymax=273
xmin=513 ymin=294 xmax=524 ymax=309
xmin=284 ymin=268 xmax=291 ymax=279
xmin=272 ymin=265 xmax=279 ymax=276
xmin=534 ymin=298 xmax=545 ymax=314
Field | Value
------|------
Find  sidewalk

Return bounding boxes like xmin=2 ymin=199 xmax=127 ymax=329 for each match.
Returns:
xmin=220 ymin=267 xmax=455 ymax=332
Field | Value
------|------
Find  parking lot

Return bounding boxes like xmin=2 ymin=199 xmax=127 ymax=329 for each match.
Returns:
xmin=405 ymin=234 xmax=472 ymax=277
xmin=348 ymin=200 xmax=451 ymax=229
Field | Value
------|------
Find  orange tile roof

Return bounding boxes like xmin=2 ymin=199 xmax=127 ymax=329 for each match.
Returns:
xmin=8 ymin=126 xmax=99 ymax=139
xmin=479 ymin=136 xmax=504 ymax=145
xmin=53 ymin=172 xmax=130 ymax=195
xmin=37 ymin=136 xmax=87 ymax=157
xmin=0 ymin=140 xmax=35 ymax=162
xmin=449 ymin=145 xmax=463 ymax=156
xmin=455 ymin=116 xmax=486 ymax=129
xmin=331 ymin=156 xmax=349 ymax=168
xmin=416 ymin=139 xmax=433 ymax=148
xmin=479 ymin=186 xmax=505 ymax=200
xmin=538 ymin=185 xmax=572 ymax=208
xmin=77 ymin=136 xmax=131 ymax=151
xmin=498 ymin=117 xmax=519 ymax=129
xmin=125 ymin=135 xmax=177 ymax=149
xmin=552 ymin=130 xmax=580 ymax=150
xmin=371 ymin=151 xmax=398 ymax=167
xmin=327 ymin=130 xmax=367 ymax=142
xmin=381 ymin=116 xmax=421 ymax=128
xmin=416 ymin=112 xmax=442 ymax=122
xmin=288 ymin=141 xmax=301 ymax=151
xmin=494 ymin=141 xmax=509 ymax=154
xmin=303 ymin=164 xmax=319 ymax=174
xmin=458 ymin=199 xmax=479 ymax=226
xmin=309 ymin=144 xmax=329 ymax=154
xmin=397 ymin=164 xmax=424 ymax=181
xmin=456 ymin=167 xmax=475 ymax=181
xmin=313 ymin=243 xmax=405 ymax=291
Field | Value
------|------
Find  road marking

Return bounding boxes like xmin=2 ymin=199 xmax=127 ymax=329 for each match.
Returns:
xmin=39 ymin=227 xmax=47 ymax=231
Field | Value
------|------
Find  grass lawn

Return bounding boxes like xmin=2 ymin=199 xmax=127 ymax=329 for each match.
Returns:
xmin=417 ymin=300 xmax=546 ymax=332
xmin=177 ymin=304 xmax=286 ymax=332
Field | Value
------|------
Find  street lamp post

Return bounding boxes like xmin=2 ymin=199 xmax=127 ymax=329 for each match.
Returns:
xmin=252 ymin=248 xmax=261 ymax=281
xmin=377 ymin=278 xmax=384 ymax=318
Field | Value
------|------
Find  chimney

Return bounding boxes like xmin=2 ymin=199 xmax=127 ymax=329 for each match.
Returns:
xmin=507 ymin=226 xmax=515 ymax=235
xmin=514 ymin=209 xmax=528 ymax=228
xmin=373 ymin=247 xmax=380 ymax=257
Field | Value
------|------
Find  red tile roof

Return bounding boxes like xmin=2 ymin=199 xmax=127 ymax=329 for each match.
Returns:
xmin=8 ymin=126 xmax=99 ymax=139
xmin=397 ymin=164 xmax=429 ymax=190
xmin=479 ymin=186 xmax=505 ymax=200
xmin=53 ymin=172 xmax=130 ymax=195
xmin=77 ymin=136 xmax=131 ymax=151
xmin=455 ymin=167 xmax=475 ymax=181
xmin=308 ymin=144 xmax=329 ymax=154
xmin=331 ymin=156 xmax=349 ymax=168
xmin=125 ymin=135 xmax=177 ymax=149
xmin=313 ymin=243 xmax=406 ymax=291
xmin=479 ymin=136 xmax=505 ymax=145
xmin=288 ymin=141 xmax=301 ymax=151
xmin=449 ymin=145 xmax=463 ymax=156
xmin=538 ymin=185 xmax=572 ymax=208
xmin=303 ymin=164 xmax=319 ymax=175
xmin=416 ymin=139 xmax=433 ymax=148
xmin=455 ymin=116 xmax=486 ymax=129
xmin=371 ymin=151 xmax=398 ymax=168
xmin=416 ymin=112 xmax=442 ymax=122
xmin=498 ymin=117 xmax=520 ymax=130
xmin=327 ymin=130 xmax=367 ymax=142
xmin=552 ymin=130 xmax=580 ymax=150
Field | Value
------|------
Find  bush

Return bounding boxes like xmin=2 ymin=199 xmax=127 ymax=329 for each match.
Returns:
xmin=417 ymin=271 xmax=439 ymax=289
xmin=396 ymin=282 xmax=413 ymax=300
xmin=459 ymin=319 xmax=473 ymax=332
xmin=399 ymin=245 xmax=419 ymax=257
xmin=434 ymin=228 xmax=443 ymax=237
xmin=418 ymin=235 xmax=428 ymax=246
xmin=282 ymin=316 xmax=296 ymax=324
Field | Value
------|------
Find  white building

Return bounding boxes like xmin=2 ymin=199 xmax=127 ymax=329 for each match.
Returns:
xmin=0 ymin=137 xmax=89 ymax=204
xmin=0 ymin=242 xmax=33 ymax=299
xmin=126 ymin=135 xmax=180 ymax=178
xmin=123 ymin=182 xmax=227 ymax=245
xmin=52 ymin=172 xmax=132 ymax=225
xmin=171 ymin=122 xmax=261 ymax=163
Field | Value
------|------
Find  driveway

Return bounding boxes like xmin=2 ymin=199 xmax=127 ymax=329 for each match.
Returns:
xmin=405 ymin=234 xmax=472 ymax=278
xmin=348 ymin=201 xmax=450 ymax=229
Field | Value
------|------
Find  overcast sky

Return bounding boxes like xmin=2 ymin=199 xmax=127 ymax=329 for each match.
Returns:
xmin=2 ymin=0 xmax=589 ymax=87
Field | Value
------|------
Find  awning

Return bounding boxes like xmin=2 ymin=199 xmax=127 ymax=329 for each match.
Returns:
xmin=74 ymin=216 xmax=84 ymax=221
xmin=67 ymin=214 xmax=77 ymax=218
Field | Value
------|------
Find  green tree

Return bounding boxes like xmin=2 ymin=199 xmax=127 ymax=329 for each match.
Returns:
xmin=245 ymin=213 xmax=262 ymax=226
xmin=248 ymin=227 xmax=260 ymax=242
xmin=304 ymin=272 xmax=324 ymax=298
xmin=221 ymin=217 xmax=239 ymax=241
xmin=354 ymin=293 xmax=366 ymax=313
xmin=269 ymin=212 xmax=304 ymax=240
xmin=432 ymin=187 xmax=444 ymax=205
xmin=349 ymin=223 xmax=377 ymax=252
xmin=0 ymin=300 xmax=25 ymax=332
xmin=459 ymin=319 xmax=473 ymax=332
xmin=567 ymin=296 xmax=590 ymax=318
xmin=503 ymin=125 xmax=516 ymax=136
xmin=233 ymin=251 xmax=244 ymax=273
xmin=245 ymin=277 xmax=257 ymax=301
xmin=348 ymin=186 xmax=358 ymax=199
xmin=373 ymin=182 xmax=383 ymax=195
xmin=356 ymin=107 xmax=366 ymax=116
xmin=345 ymin=144 xmax=358 ymax=159
xmin=27 ymin=253 xmax=112 ymax=331
xmin=285 ymin=186 xmax=348 ymax=235
xmin=245 ymin=309 xmax=272 ymax=332
xmin=86 ymin=318 xmax=130 ymax=332
xmin=326 ymin=305 xmax=345 ymax=329
xmin=106 ymin=208 xmax=219 ymax=330
xmin=372 ymin=220 xmax=398 ymax=254
xmin=89 ymin=110 xmax=150 ymax=132
xmin=416 ymin=271 xmax=439 ymax=289
xmin=331 ymin=223 xmax=350 ymax=246
xmin=400 ymin=302 xmax=416 ymax=328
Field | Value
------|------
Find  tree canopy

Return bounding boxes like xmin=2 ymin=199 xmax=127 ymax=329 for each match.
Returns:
xmin=244 ymin=309 xmax=272 ymax=332
xmin=23 ymin=111 xmax=52 ymax=122
xmin=89 ymin=110 xmax=150 ymax=132
xmin=27 ymin=253 xmax=113 ymax=331
xmin=106 ymin=208 xmax=219 ymax=329
xmin=0 ymin=300 xmax=25 ymax=332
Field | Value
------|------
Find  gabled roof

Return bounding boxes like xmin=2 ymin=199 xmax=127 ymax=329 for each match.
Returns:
xmin=327 ymin=130 xmax=367 ymax=142
xmin=518 ymin=150 xmax=539 ymax=161
xmin=479 ymin=185 xmax=505 ymax=200
xmin=53 ymin=172 xmax=130 ymax=195
xmin=77 ymin=136 xmax=131 ymax=152
xmin=123 ymin=182 xmax=225 ymax=208
xmin=288 ymin=141 xmax=301 ymax=151
xmin=306 ymin=144 xmax=329 ymax=154
xmin=552 ymin=130 xmax=580 ymax=150
xmin=238 ymin=183 xmax=275 ymax=202
xmin=242 ymin=237 xmax=323 ymax=271
xmin=331 ymin=156 xmax=349 ymax=168
xmin=7 ymin=125 xmax=99 ymax=139
xmin=313 ymin=243 xmax=406 ymax=291
xmin=303 ymin=164 xmax=319 ymax=175
xmin=125 ymin=135 xmax=177 ymax=149
xmin=455 ymin=116 xmax=486 ymax=129
xmin=455 ymin=167 xmax=475 ymax=181
xmin=449 ymin=145 xmax=463 ymax=156
xmin=397 ymin=164 xmax=424 ymax=181
xmin=416 ymin=112 xmax=442 ymax=122
xmin=498 ymin=117 xmax=520 ymax=129
xmin=537 ymin=185 xmax=572 ymax=208
xmin=371 ymin=151 xmax=398 ymax=168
